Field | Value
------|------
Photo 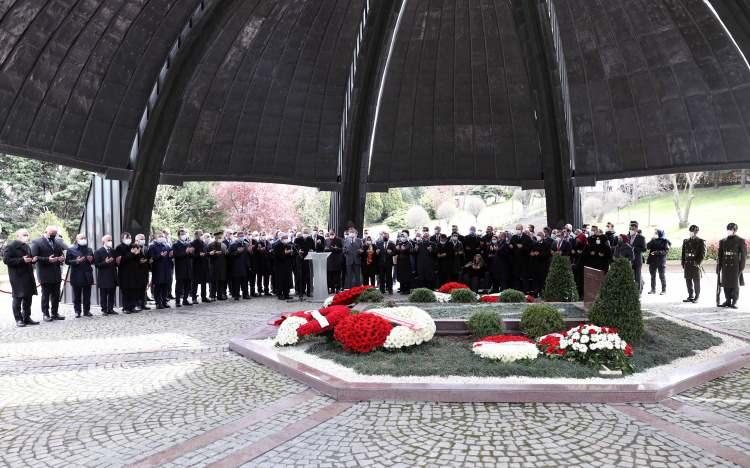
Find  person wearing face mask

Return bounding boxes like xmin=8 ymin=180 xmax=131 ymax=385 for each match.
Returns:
xmin=374 ymin=232 xmax=396 ymax=294
xmin=463 ymin=226 xmax=480 ymax=261
xmin=325 ymin=231 xmax=344 ymax=293
xmin=148 ymin=232 xmax=174 ymax=309
xmin=680 ymin=225 xmax=706 ymax=304
xmin=228 ymin=231 xmax=250 ymax=301
xmin=489 ymin=233 xmax=512 ymax=292
xmin=207 ymin=232 xmax=229 ymax=301
xmin=3 ymin=229 xmax=39 ymax=327
xmin=435 ymin=233 xmax=453 ymax=287
xmin=628 ymin=221 xmax=646 ymax=292
xmin=528 ymin=232 xmax=552 ymax=296
xmin=717 ymin=223 xmax=746 ymax=309
xmin=570 ymin=233 xmax=588 ymax=298
xmin=430 ymin=226 xmax=442 ymax=244
xmin=94 ymin=235 xmax=118 ymax=315
xmin=343 ymin=228 xmax=363 ymax=289
xmin=646 ymin=228 xmax=671 ymax=295
xmin=246 ymin=231 xmax=261 ymax=297
xmin=255 ymin=232 xmax=273 ymax=296
xmin=273 ymin=234 xmax=295 ymax=300
xmin=509 ymin=224 xmax=532 ymax=292
xmin=415 ymin=233 xmax=436 ymax=289
xmin=189 ymin=231 xmax=211 ymax=303
xmin=134 ymin=233 xmax=151 ymax=311
xmin=65 ymin=233 xmax=95 ymax=318
xmin=115 ymin=232 xmax=141 ymax=314
xmin=583 ymin=230 xmax=613 ymax=274
xmin=395 ymin=231 xmax=414 ymax=294
xmin=30 ymin=226 xmax=66 ymax=321
xmin=172 ymin=229 xmax=196 ymax=307
xmin=360 ymin=236 xmax=378 ymax=287
xmin=293 ymin=228 xmax=315 ymax=300
xmin=447 ymin=232 xmax=464 ymax=282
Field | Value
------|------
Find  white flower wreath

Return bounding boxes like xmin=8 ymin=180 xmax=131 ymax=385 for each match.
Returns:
xmin=274 ymin=316 xmax=308 ymax=346
xmin=472 ymin=341 xmax=539 ymax=362
xmin=366 ymin=306 xmax=437 ymax=349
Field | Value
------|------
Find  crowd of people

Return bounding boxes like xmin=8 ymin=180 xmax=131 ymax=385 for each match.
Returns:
xmin=2 ymin=220 xmax=746 ymax=328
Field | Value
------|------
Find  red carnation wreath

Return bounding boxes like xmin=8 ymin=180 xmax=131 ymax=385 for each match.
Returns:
xmin=476 ymin=335 xmax=534 ymax=345
xmin=296 ymin=306 xmax=351 ymax=337
xmin=480 ymin=295 xmax=500 ymax=303
xmin=330 ymin=285 xmax=374 ymax=306
xmin=437 ymin=282 xmax=470 ymax=294
xmin=334 ymin=313 xmax=393 ymax=353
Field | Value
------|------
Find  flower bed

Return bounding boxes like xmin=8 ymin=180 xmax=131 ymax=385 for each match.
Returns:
xmin=537 ymin=324 xmax=634 ymax=374
xmin=472 ymin=335 xmax=539 ymax=363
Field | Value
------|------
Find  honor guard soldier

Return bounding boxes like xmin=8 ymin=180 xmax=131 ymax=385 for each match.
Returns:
xmin=681 ymin=225 xmax=706 ymax=303
xmin=717 ymin=223 xmax=747 ymax=309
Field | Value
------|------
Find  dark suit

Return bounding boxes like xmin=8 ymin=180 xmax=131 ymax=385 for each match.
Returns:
xmin=375 ymin=239 xmax=396 ymax=293
xmin=3 ymin=240 xmax=37 ymax=323
xmin=65 ymin=245 xmax=94 ymax=315
xmin=191 ymin=239 xmax=210 ymax=301
xmin=293 ymin=236 xmax=314 ymax=297
xmin=30 ymin=236 xmax=65 ymax=318
xmin=148 ymin=242 xmax=173 ymax=307
xmin=116 ymin=243 xmax=143 ymax=312
xmin=173 ymin=240 xmax=195 ymax=304
xmin=94 ymin=246 xmax=118 ymax=314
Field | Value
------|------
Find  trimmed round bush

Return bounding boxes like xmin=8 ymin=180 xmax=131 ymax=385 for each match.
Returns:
xmin=408 ymin=288 xmax=437 ymax=303
xmin=467 ymin=310 xmax=505 ymax=338
xmin=543 ymin=255 xmax=579 ymax=302
xmin=450 ymin=288 xmax=477 ymax=303
xmin=358 ymin=288 xmax=384 ymax=303
xmin=520 ymin=304 xmax=565 ymax=339
xmin=499 ymin=288 xmax=526 ymax=303
xmin=588 ymin=257 xmax=644 ymax=343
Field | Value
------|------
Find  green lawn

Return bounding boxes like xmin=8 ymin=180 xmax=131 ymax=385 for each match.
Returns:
xmin=306 ymin=317 xmax=721 ymax=378
xmin=599 ymin=186 xmax=750 ymax=242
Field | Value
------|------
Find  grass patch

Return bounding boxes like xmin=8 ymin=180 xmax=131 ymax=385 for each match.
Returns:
xmin=403 ymin=302 xmax=585 ymax=320
xmin=306 ymin=317 xmax=722 ymax=378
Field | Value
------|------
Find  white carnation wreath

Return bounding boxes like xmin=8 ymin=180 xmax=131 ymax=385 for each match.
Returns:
xmin=274 ymin=316 xmax=308 ymax=346
xmin=366 ymin=306 xmax=436 ymax=349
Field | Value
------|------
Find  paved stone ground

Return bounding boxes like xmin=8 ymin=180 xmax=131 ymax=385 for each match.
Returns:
xmin=1 ymin=272 xmax=748 ymax=467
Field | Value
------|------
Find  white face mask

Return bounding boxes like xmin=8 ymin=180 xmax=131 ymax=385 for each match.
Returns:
xmin=122 ymin=238 xmax=132 ymax=246
xmin=629 ymin=230 xmax=637 ymax=235
xmin=596 ymin=239 xmax=601 ymax=245
xmin=690 ymin=232 xmax=697 ymax=238
xmin=105 ymin=241 xmax=113 ymax=248
xmin=137 ymin=239 xmax=146 ymax=246
xmin=20 ymin=235 xmax=29 ymax=243
xmin=180 ymin=235 xmax=188 ymax=241
xmin=77 ymin=239 xmax=87 ymax=246
xmin=727 ymin=230 xmax=734 ymax=237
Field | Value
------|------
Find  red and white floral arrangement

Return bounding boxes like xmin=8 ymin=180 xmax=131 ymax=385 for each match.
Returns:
xmin=472 ymin=335 xmax=540 ymax=362
xmin=537 ymin=324 xmax=634 ymax=373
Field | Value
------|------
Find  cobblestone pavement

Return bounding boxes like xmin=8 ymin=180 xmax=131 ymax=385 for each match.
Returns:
xmin=1 ymin=275 xmax=749 ymax=467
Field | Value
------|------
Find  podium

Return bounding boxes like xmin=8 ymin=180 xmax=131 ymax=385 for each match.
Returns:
xmin=306 ymin=252 xmax=331 ymax=301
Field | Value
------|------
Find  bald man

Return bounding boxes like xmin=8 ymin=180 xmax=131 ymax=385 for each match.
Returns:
xmin=3 ymin=229 xmax=39 ymax=327
xmin=30 ymin=226 xmax=66 ymax=321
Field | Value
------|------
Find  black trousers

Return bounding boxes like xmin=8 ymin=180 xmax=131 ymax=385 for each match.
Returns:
xmin=295 ymin=263 xmax=311 ymax=297
xmin=649 ymin=264 xmax=666 ymax=292
xmin=327 ymin=270 xmax=341 ymax=292
xmin=121 ymin=288 xmax=140 ymax=311
xmin=72 ymin=285 xmax=91 ymax=313
xmin=12 ymin=296 xmax=32 ymax=322
xmin=632 ymin=262 xmax=643 ymax=292
xmin=230 ymin=276 xmax=248 ymax=298
xmin=685 ymin=277 xmax=701 ymax=298
xmin=99 ymin=287 xmax=116 ymax=313
xmin=192 ymin=280 xmax=208 ymax=300
xmin=175 ymin=278 xmax=192 ymax=302
xmin=40 ymin=282 xmax=61 ymax=317
xmin=154 ymin=283 xmax=170 ymax=307
xmin=248 ymin=270 xmax=258 ymax=294
xmin=723 ymin=287 xmax=739 ymax=304
xmin=258 ymin=272 xmax=271 ymax=294
xmin=378 ymin=266 xmax=393 ymax=293
xmin=210 ymin=280 xmax=227 ymax=299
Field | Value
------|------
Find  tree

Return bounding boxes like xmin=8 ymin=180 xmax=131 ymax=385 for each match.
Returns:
xmin=365 ymin=193 xmax=385 ymax=224
xmin=405 ymin=206 xmax=430 ymax=228
xmin=588 ymin=257 xmax=644 ymax=343
xmin=670 ymin=172 xmax=702 ymax=229
xmin=436 ymin=200 xmax=457 ymax=222
xmin=512 ymin=188 xmax=543 ymax=218
xmin=465 ymin=197 xmax=486 ymax=223
xmin=295 ymin=189 xmax=330 ymax=228
xmin=30 ymin=211 xmax=71 ymax=244
xmin=213 ymin=182 xmax=301 ymax=231
xmin=542 ymin=255 xmax=579 ymax=302
xmin=150 ymin=182 xmax=228 ymax=235
xmin=381 ymin=189 xmax=406 ymax=216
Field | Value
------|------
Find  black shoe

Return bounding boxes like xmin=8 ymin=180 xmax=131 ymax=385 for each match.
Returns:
xmin=234 ymin=297 xmax=240 ymax=301
xmin=163 ymin=304 xmax=171 ymax=309
xmin=75 ymin=313 xmax=81 ymax=318
xmin=168 ymin=295 xmax=175 ymax=300
xmin=52 ymin=314 xmax=65 ymax=320
xmin=719 ymin=301 xmax=731 ymax=308
xmin=251 ymin=292 xmax=259 ymax=297
xmin=683 ymin=297 xmax=694 ymax=303
xmin=202 ymin=297 xmax=213 ymax=303
xmin=660 ymin=290 xmax=666 ymax=295
xmin=175 ymin=303 xmax=181 ymax=308
xmin=43 ymin=315 xmax=53 ymax=322
xmin=123 ymin=309 xmax=134 ymax=314
xmin=141 ymin=305 xmax=151 ymax=310
xmin=692 ymin=296 xmax=699 ymax=303
xmin=25 ymin=319 xmax=39 ymax=325
xmin=16 ymin=321 xmax=26 ymax=327
xmin=183 ymin=300 xmax=193 ymax=306
xmin=648 ymin=290 xmax=656 ymax=295
xmin=110 ymin=310 xmax=119 ymax=315
xmin=83 ymin=312 xmax=93 ymax=317
xmin=156 ymin=305 xmax=165 ymax=310
xmin=264 ymin=292 xmax=272 ymax=297
xmin=146 ymin=296 xmax=155 ymax=302
xmin=306 ymin=293 xmax=312 ymax=298
xmin=277 ymin=295 xmax=285 ymax=300
xmin=242 ymin=295 xmax=251 ymax=300
xmin=729 ymin=304 xmax=739 ymax=309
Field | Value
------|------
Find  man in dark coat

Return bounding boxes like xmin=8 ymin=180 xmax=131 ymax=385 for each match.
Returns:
xmin=228 ymin=231 xmax=250 ymax=300
xmin=273 ymin=233 xmax=295 ymax=300
xmin=94 ymin=235 xmax=118 ymax=315
xmin=247 ymin=231 xmax=261 ymax=297
xmin=509 ymin=224 xmax=532 ymax=292
xmin=646 ymin=229 xmax=671 ymax=295
xmin=395 ymin=231 xmax=414 ymax=294
xmin=30 ymin=226 xmax=66 ymax=321
xmin=375 ymin=232 xmax=396 ymax=294
xmin=148 ymin=233 xmax=174 ymax=309
xmin=628 ymin=221 xmax=647 ymax=293
xmin=447 ymin=233 xmax=464 ymax=281
xmin=190 ymin=231 xmax=211 ymax=303
xmin=134 ymin=233 xmax=151 ymax=311
xmin=207 ymin=232 xmax=228 ymax=300
xmin=415 ymin=232 xmax=436 ymax=289
xmin=65 ymin=233 xmax=95 ymax=317
xmin=325 ymin=231 xmax=344 ymax=293
xmin=115 ymin=232 xmax=141 ymax=313
xmin=462 ymin=227 xmax=481 ymax=262
xmin=3 ymin=229 xmax=39 ymax=327
xmin=681 ymin=225 xmax=706 ymax=303
xmin=529 ymin=233 xmax=552 ymax=296
xmin=293 ymin=228 xmax=315 ymax=299
xmin=255 ymin=233 xmax=273 ymax=296
xmin=584 ymin=231 xmax=613 ymax=273
xmin=172 ymin=228 xmax=195 ymax=307
xmin=435 ymin=234 xmax=453 ymax=287
xmin=343 ymin=228 xmax=363 ymax=288
xmin=717 ymin=223 xmax=747 ymax=309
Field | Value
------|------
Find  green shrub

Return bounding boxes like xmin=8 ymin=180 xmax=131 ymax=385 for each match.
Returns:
xmin=450 ymin=288 xmax=477 ymax=303
xmin=521 ymin=304 xmax=565 ymax=339
xmin=500 ymin=289 xmax=526 ymax=303
xmin=467 ymin=310 xmax=505 ymax=338
xmin=588 ymin=257 xmax=644 ymax=343
xmin=408 ymin=288 xmax=437 ymax=303
xmin=358 ymin=288 xmax=384 ymax=303
xmin=543 ymin=255 xmax=579 ymax=302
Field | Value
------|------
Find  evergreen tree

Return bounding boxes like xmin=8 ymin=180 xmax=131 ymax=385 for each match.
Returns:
xmin=543 ymin=255 xmax=579 ymax=302
xmin=588 ymin=257 xmax=644 ymax=343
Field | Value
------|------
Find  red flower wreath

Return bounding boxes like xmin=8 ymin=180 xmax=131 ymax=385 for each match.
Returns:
xmin=330 ymin=285 xmax=374 ymax=306
xmin=480 ymin=295 xmax=500 ymax=303
xmin=537 ymin=334 xmax=566 ymax=356
xmin=296 ymin=306 xmax=351 ymax=337
xmin=437 ymin=282 xmax=470 ymax=294
xmin=334 ymin=313 xmax=393 ymax=353
xmin=475 ymin=335 xmax=534 ymax=345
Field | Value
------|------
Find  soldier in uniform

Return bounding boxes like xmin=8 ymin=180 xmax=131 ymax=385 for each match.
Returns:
xmin=717 ymin=223 xmax=746 ymax=309
xmin=646 ymin=229 xmax=671 ymax=295
xmin=681 ymin=225 xmax=706 ymax=303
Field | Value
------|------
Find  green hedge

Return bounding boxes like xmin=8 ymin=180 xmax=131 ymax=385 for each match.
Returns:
xmin=450 ymin=288 xmax=477 ymax=303
xmin=409 ymin=288 xmax=437 ymax=303
xmin=467 ymin=310 xmax=505 ymax=338
xmin=521 ymin=304 xmax=565 ymax=339
xmin=499 ymin=289 xmax=526 ymax=303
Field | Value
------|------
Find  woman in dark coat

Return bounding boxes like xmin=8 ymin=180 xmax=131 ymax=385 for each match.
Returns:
xmin=325 ymin=232 xmax=343 ymax=293
xmin=395 ymin=234 xmax=414 ymax=294
xmin=65 ymin=234 xmax=95 ymax=317
xmin=415 ymin=233 xmax=436 ymax=289
xmin=3 ymin=230 xmax=38 ymax=326
xmin=435 ymin=234 xmax=452 ymax=287
xmin=360 ymin=237 xmax=378 ymax=287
